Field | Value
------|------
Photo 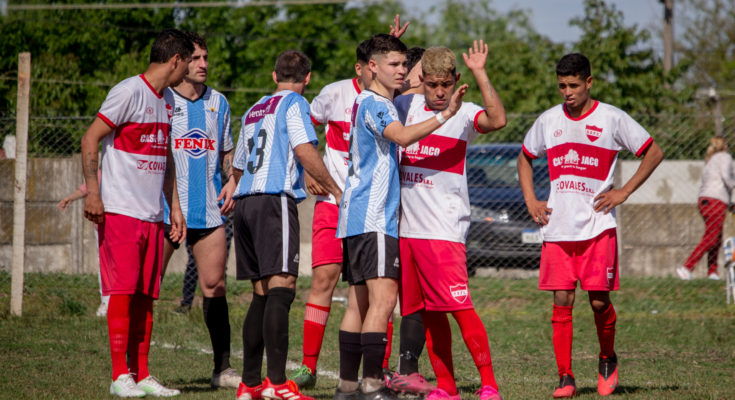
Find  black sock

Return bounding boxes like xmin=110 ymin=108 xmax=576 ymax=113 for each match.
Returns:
xmin=361 ymin=332 xmax=388 ymax=380
xmin=242 ymin=293 xmax=266 ymax=386
xmin=263 ymin=287 xmax=295 ymax=385
xmin=339 ymin=330 xmax=363 ymax=382
xmin=398 ymin=312 xmax=425 ymax=375
xmin=203 ymin=296 xmax=231 ymax=373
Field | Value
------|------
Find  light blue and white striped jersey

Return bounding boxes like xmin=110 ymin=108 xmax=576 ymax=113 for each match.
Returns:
xmin=164 ymin=86 xmax=233 ymax=229
xmin=337 ymin=90 xmax=401 ymax=239
xmin=233 ymin=89 xmax=318 ymax=201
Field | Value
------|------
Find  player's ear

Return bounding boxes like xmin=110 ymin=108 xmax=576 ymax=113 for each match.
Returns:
xmin=586 ymin=75 xmax=593 ymax=89
xmin=272 ymin=71 xmax=278 ymax=85
xmin=419 ymin=74 xmax=424 ymax=83
xmin=369 ymin=58 xmax=378 ymax=73
xmin=354 ymin=63 xmax=362 ymax=77
xmin=304 ymin=72 xmax=311 ymax=86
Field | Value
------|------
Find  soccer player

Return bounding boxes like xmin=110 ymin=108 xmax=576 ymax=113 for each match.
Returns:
xmin=162 ymin=31 xmax=240 ymax=389
xmin=335 ymin=33 xmax=467 ymax=400
xmin=517 ymin=53 xmax=664 ymax=397
xmin=232 ymin=49 xmax=342 ymax=400
xmin=81 ymin=29 xmax=193 ymax=398
xmin=395 ymin=42 xmax=506 ymax=400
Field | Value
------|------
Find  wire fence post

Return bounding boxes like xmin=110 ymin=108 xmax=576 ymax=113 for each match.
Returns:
xmin=11 ymin=52 xmax=30 ymax=317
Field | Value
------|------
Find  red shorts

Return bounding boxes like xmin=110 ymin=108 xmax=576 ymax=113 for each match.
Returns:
xmin=539 ymin=228 xmax=619 ymax=292
xmin=98 ymin=213 xmax=164 ymax=298
xmin=311 ymin=201 xmax=342 ymax=268
xmin=399 ymin=238 xmax=473 ymax=315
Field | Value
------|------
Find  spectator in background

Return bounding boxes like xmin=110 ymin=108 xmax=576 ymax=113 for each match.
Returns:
xmin=677 ymin=136 xmax=735 ymax=281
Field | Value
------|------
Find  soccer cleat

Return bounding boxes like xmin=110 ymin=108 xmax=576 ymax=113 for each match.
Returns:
xmin=333 ymin=387 xmax=359 ymax=400
xmin=475 ymin=385 xmax=503 ymax=400
xmin=425 ymin=388 xmax=460 ymax=400
xmin=136 ymin=375 xmax=181 ymax=397
xmin=597 ymin=354 xmax=618 ymax=396
xmin=110 ymin=374 xmax=146 ymax=398
xmin=386 ymin=371 xmax=435 ymax=394
xmin=237 ymin=382 xmax=264 ymax=400
xmin=261 ymin=378 xmax=313 ymax=400
xmin=552 ymin=374 xmax=577 ymax=398
xmin=174 ymin=304 xmax=192 ymax=314
xmin=708 ymin=272 xmax=721 ymax=280
xmin=381 ymin=368 xmax=394 ymax=388
xmin=211 ymin=367 xmax=242 ymax=388
xmin=676 ymin=266 xmax=692 ymax=280
xmin=357 ymin=387 xmax=400 ymax=400
xmin=290 ymin=364 xmax=317 ymax=390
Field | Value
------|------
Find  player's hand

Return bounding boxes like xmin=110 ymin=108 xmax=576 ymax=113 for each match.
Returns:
xmin=83 ymin=193 xmax=105 ymax=224
xmin=169 ymin=207 xmax=187 ymax=244
xmin=526 ymin=198 xmax=552 ymax=226
xmin=389 ymin=14 xmax=409 ymax=38
xmin=462 ymin=39 xmax=488 ymax=71
xmin=594 ymin=188 xmax=628 ymax=214
xmin=217 ymin=176 xmax=237 ymax=215
xmin=305 ymin=171 xmax=328 ymax=196
xmin=57 ymin=197 xmax=72 ymax=211
xmin=442 ymin=84 xmax=469 ymax=120
xmin=333 ymin=189 xmax=343 ymax=208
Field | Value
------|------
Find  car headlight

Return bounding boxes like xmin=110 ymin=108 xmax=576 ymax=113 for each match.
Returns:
xmin=470 ymin=205 xmax=510 ymax=223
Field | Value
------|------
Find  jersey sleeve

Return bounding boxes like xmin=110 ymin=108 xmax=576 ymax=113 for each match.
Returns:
xmin=613 ymin=111 xmax=652 ymax=157
xmin=393 ymin=94 xmax=413 ymax=124
xmin=310 ymin=86 xmax=332 ymax=126
xmin=97 ymin=82 xmax=135 ymax=128
xmin=366 ymin=99 xmax=398 ymax=138
xmin=463 ymin=102 xmax=485 ymax=142
xmin=219 ymin=96 xmax=234 ymax=152
xmin=522 ymin=116 xmax=546 ymax=159
xmin=286 ymin=96 xmax=319 ymax=148
xmin=232 ymin=112 xmax=252 ymax=171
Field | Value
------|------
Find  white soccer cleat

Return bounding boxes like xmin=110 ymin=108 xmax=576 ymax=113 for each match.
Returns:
xmin=110 ymin=374 xmax=146 ymax=398
xmin=137 ymin=375 xmax=181 ymax=397
xmin=676 ymin=266 xmax=692 ymax=281
xmin=708 ymin=272 xmax=721 ymax=280
xmin=211 ymin=367 xmax=242 ymax=388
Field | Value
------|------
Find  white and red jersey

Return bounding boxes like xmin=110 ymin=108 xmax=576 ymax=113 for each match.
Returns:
xmin=396 ymin=94 xmax=485 ymax=244
xmin=310 ymin=78 xmax=361 ymax=204
xmin=97 ymin=74 xmax=174 ymax=222
xmin=522 ymin=100 xmax=653 ymax=242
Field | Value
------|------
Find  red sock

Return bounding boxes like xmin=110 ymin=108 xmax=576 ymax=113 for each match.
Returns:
xmin=552 ymin=305 xmax=574 ymax=378
xmin=422 ymin=311 xmax=457 ymax=395
xmin=452 ymin=309 xmax=498 ymax=389
xmin=302 ymin=303 xmax=331 ymax=371
xmin=107 ymin=294 xmax=133 ymax=380
xmin=594 ymin=303 xmax=616 ymax=358
xmin=383 ymin=314 xmax=394 ymax=369
xmin=128 ymin=295 xmax=153 ymax=381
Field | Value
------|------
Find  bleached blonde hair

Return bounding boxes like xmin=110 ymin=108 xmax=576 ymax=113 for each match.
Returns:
xmin=706 ymin=136 xmax=728 ymax=162
xmin=421 ymin=46 xmax=456 ymax=77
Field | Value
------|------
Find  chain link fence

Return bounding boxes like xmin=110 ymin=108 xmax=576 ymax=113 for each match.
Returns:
xmin=1 ymin=105 xmax=734 ymax=315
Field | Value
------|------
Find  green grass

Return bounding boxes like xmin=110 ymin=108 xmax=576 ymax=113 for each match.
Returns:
xmin=1 ymin=272 xmax=734 ymax=399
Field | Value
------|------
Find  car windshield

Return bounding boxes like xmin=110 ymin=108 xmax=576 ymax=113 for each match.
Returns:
xmin=466 ymin=148 xmax=550 ymax=189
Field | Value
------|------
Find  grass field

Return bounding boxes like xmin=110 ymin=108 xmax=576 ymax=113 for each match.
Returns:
xmin=1 ymin=272 xmax=734 ymax=399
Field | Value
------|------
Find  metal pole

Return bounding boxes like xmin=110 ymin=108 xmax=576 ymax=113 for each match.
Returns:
xmin=11 ymin=52 xmax=30 ymax=316
xmin=661 ymin=0 xmax=674 ymax=74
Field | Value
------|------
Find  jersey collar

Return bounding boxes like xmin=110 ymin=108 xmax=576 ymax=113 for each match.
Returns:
xmin=563 ymin=100 xmax=598 ymax=121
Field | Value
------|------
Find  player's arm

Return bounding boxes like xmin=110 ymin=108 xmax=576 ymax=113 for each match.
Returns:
xmin=164 ymin=143 xmax=186 ymax=243
xmin=594 ymin=141 xmax=663 ymax=214
xmin=305 ymin=171 xmax=329 ymax=196
xmin=294 ymin=143 xmax=342 ymax=205
xmin=518 ymin=150 xmax=552 ymax=225
xmin=384 ymin=84 xmax=468 ymax=147
xmin=462 ymin=40 xmax=506 ymax=133
xmin=57 ymin=188 xmax=87 ymax=211
xmin=217 ymin=149 xmax=237 ymax=214
xmin=80 ymin=117 xmax=113 ymax=224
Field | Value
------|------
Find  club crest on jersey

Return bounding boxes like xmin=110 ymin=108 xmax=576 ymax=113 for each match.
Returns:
xmin=174 ymin=129 xmax=215 ymax=158
xmin=166 ymin=104 xmax=173 ymax=119
xmin=585 ymin=125 xmax=603 ymax=142
xmin=449 ymin=284 xmax=468 ymax=303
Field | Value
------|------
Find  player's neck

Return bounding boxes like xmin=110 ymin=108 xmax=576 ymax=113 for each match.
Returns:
xmin=368 ymin=79 xmax=394 ymax=101
xmin=174 ymin=80 xmax=205 ymax=101
xmin=276 ymin=82 xmax=305 ymax=95
xmin=142 ymin=65 xmax=170 ymax=95
xmin=565 ymin=98 xmax=595 ymax=118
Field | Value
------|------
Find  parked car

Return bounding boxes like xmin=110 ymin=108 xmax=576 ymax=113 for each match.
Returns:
xmin=465 ymin=143 xmax=550 ymax=274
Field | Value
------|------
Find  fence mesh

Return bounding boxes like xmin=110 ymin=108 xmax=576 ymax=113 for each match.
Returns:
xmin=1 ymin=102 xmax=734 ymax=316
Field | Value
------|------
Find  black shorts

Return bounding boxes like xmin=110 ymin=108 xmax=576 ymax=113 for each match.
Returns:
xmin=342 ymin=232 xmax=400 ymax=285
xmin=233 ymin=193 xmax=300 ymax=280
xmin=164 ymin=224 xmax=220 ymax=249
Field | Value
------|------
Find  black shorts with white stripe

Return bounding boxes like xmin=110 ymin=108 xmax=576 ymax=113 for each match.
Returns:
xmin=342 ymin=232 xmax=400 ymax=285
xmin=233 ymin=193 xmax=300 ymax=280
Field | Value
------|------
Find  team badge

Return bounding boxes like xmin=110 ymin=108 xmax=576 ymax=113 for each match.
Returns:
xmin=585 ymin=125 xmax=602 ymax=142
xmin=173 ymin=129 xmax=215 ymax=158
xmin=449 ymin=283 xmax=468 ymax=303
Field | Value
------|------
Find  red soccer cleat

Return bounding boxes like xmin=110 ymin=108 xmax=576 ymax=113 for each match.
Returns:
xmin=552 ymin=374 xmax=577 ymax=398
xmin=597 ymin=354 xmax=618 ymax=396
xmin=236 ymin=381 xmax=263 ymax=400
xmin=261 ymin=378 xmax=313 ymax=400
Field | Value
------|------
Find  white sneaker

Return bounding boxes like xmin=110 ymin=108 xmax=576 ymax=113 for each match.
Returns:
xmin=96 ymin=301 xmax=109 ymax=317
xmin=137 ymin=375 xmax=181 ymax=397
xmin=211 ymin=367 xmax=242 ymax=388
xmin=110 ymin=374 xmax=146 ymax=397
xmin=708 ymin=272 xmax=721 ymax=280
xmin=676 ymin=266 xmax=692 ymax=280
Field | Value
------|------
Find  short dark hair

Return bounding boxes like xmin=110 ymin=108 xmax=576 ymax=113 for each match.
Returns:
xmin=274 ymin=50 xmax=311 ymax=83
xmin=406 ymin=47 xmax=426 ymax=72
xmin=150 ymin=29 xmax=194 ymax=64
xmin=366 ymin=33 xmax=407 ymax=60
xmin=185 ymin=31 xmax=207 ymax=51
xmin=356 ymin=39 xmax=370 ymax=64
xmin=556 ymin=53 xmax=591 ymax=80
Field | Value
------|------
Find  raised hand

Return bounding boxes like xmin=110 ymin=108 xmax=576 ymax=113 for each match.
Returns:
xmin=462 ymin=39 xmax=488 ymax=71
xmin=444 ymin=84 xmax=469 ymax=118
xmin=389 ymin=14 xmax=409 ymax=38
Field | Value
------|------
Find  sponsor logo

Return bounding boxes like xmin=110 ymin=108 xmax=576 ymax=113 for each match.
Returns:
xmin=139 ymin=129 xmax=168 ymax=150
xmin=552 ymin=149 xmax=598 ymax=169
xmin=450 ymin=283 xmax=468 ymax=303
xmin=166 ymin=104 xmax=173 ymax=119
xmin=393 ymin=257 xmax=400 ymax=268
xmin=607 ymin=267 xmax=615 ymax=281
xmin=145 ymin=106 xmax=154 ymax=115
xmin=403 ymin=142 xmax=441 ymax=157
xmin=173 ymin=129 xmax=215 ymax=158
xmin=400 ymin=170 xmax=434 ymax=186
xmin=344 ymin=106 xmax=352 ymax=115
xmin=407 ymin=115 xmax=414 ymax=124
xmin=173 ymin=106 xmax=183 ymax=116
xmin=293 ymin=253 xmax=300 ymax=264
xmin=554 ymin=129 xmax=563 ymax=137
xmin=137 ymin=159 xmax=166 ymax=174
xmin=586 ymin=124 xmax=603 ymax=142
xmin=555 ymin=179 xmax=594 ymax=194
